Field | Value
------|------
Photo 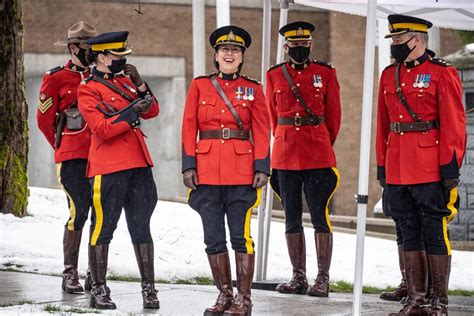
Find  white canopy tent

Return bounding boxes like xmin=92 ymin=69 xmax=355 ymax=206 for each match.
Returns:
xmin=257 ymin=1 xmax=474 ymax=315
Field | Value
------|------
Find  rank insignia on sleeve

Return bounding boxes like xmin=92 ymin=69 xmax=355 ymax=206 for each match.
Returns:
xmin=413 ymin=74 xmax=431 ymax=88
xmin=40 ymin=93 xmax=46 ymax=101
xmin=38 ymin=96 xmax=53 ymax=114
xmin=313 ymin=75 xmax=323 ymax=88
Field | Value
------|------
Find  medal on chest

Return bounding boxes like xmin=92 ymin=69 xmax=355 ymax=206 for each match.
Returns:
xmin=235 ymin=86 xmax=244 ymax=100
xmin=313 ymin=75 xmax=323 ymax=88
xmin=413 ymin=74 xmax=431 ymax=88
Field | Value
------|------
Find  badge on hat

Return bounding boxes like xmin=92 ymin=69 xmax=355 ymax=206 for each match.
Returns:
xmin=413 ymin=74 xmax=431 ymax=88
xmin=313 ymin=75 xmax=323 ymax=88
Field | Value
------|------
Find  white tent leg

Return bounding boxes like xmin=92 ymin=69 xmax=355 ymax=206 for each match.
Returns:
xmin=256 ymin=0 xmax=273 ymax=282
xmin=353 ymin=0 xmax=377 ymax=315
xmin=216 ymin=0 xmax=230 ymax=27
xmin=192 ymin=0 xmax=206 ymax=77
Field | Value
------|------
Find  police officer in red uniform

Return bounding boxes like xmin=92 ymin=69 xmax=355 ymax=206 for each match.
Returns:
xmin=376 ymin=15 xmax=466 ymax=316
xmin=182 ymin=25 xmax=270 ymax=316
xmin=37 ymin=21 xmax=97 ymax=294
xmin=78 ymin=31 xmax=160 ymax=310
xmin=266 ymin=21 xmax=341 ymax=298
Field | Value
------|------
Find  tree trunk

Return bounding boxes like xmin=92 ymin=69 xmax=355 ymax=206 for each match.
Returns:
xmin=0 ymin=0 xmax=29 ymax=217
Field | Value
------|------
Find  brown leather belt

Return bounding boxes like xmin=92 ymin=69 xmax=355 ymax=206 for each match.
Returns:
xmin=199 ymin=128 xmax=250 ymax=140
xmin=390 ymin=120 xmax=439 ymax=134
xmin=277 ymin=115 xmax=325 ymax=126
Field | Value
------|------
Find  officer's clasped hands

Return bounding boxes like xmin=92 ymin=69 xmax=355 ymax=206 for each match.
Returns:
xmin=124 ymin=64 xmax=144 ymax=88
xmin=132 ymin=97 xmax=152 ymax=114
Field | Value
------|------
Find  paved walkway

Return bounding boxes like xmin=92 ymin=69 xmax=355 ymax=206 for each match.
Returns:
xmin=1 ymin=271 xmax=473 ymax=315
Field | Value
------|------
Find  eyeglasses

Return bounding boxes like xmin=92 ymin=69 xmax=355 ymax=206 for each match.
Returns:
xmin=218 ymin=46 xmax=243 ymax=54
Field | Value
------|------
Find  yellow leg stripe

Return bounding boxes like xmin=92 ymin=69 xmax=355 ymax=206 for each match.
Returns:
xmin=91 ymin=175 xmax=103 ymax=246
xmin=56 ymin=163 xmax=76 ymax=231
xmin=244 ymin=187 xmax=263 ymax=254
xmin=443 ymin=187 xmax=458 ymax=256
xmin=325 ymin=168 xmax=341 ymax=233
xmin=187 ymin=188 xmax=192 ymax=202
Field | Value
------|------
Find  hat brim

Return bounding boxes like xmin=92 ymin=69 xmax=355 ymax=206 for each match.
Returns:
xmin=214 ymin=41 xmax=247 ymax=49
xmin=54 ymin=39 xmax=90 ymax=46
xmin=107 ymin=47 xmax=132 ymax=56
xmin=384 ymin=30 xmax=410 ymax=38
xmin=286 ymin=36 xmax=312 ymax=42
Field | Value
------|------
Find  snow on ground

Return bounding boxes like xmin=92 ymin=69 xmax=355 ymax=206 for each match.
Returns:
xmin=0 ymin=187 xmax=473 ymax=290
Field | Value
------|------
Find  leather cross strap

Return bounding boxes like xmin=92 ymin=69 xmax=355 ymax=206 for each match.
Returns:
xmin=210 ymin=76 xmax=244 ymax=130
xmin=93 ymin=76 xmax=135 ymax=103
xmin=280 ymin=64 xmax=318 ymax=118
xmin=200 ymin=128 xmax=250 ymax=140
xmin=390 ymin=120 xmax=439 ymax=134
xmin=278 ymin=115 xmax=325 ymax=126
xmin=395 ymin=63 xmax=421 ymax=122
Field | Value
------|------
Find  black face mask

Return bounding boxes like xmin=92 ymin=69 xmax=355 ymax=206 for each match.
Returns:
xmin=108 ymin=58 xmax=127 ymax=73
xmin=390 ymin=36 xmax=416 ymax=63
xmin=75 ymin=48 xmax=91 ymax=67
xmin=288 ymin=46 xmax=311 ymax=63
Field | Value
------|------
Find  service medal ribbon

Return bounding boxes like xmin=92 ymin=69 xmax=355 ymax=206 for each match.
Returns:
xmin=235 ymin=86 xmax=243 ymax=100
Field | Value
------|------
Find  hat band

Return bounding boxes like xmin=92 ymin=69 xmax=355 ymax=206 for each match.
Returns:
xmin=216 ymin=34 xmax=245 ymax=46
xmin=284 ymin=29 xmax=311 ymax=38
xmin=391 ymin=23 xmax=428 ymax=33
xmin=91 ymin=41 xmax=126 ymax=51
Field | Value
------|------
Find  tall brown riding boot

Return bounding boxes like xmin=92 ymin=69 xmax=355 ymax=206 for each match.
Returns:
xmin=428 ymin=255 xmax=450 ymax=316
xmin=307 ymin=233 xmax=332 ymax=297
xmin=380 ymin=245 xmax=408 ymax=301
xmin=89 ymin=244 xmax=116 ymax=310
xmin=224 ymin=253 xmax=254 ymax=316
xmin=204 ymin=251 xmax=234 ymax=316
xmin=62 ymin=228 xmax=84 ymax=293
xmin=84 ymin=225 xmax=93 ymax=292
xmin=134 ymin=243 xmax=160 ymax=309
xmin=389 ymin=251 xmax=429 ymax=316
xmin=276 ymin=232 xmax=308 ymax=294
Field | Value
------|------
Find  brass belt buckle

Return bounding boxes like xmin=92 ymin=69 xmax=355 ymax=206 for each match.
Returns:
xmin=294 ymin=115 xmax=302 ymax=127
xmin=222 ymin=128 xmax=231 ymax=140
xmin=393 ymin=122 xmax=401 ymax=134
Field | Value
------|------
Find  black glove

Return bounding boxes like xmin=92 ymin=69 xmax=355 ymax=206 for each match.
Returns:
xmin=253 ymin=172 xmax=268 ymax=188
xmin=132 ymin=97 xmax=152 ymax=114
xmin=442 ymin=177 xmax=459 ymax=192
xmin=378 ymin=177 xmax=386 ymax=189
xmin=123 ymin=64 xmax=144 ymax=87
xmin=112 ymin=107 xmax=140 ymax=128
xmin=183 ymin=169 xmax=198 ymax=190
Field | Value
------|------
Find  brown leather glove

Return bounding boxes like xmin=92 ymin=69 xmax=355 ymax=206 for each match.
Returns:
xmin=183 ymin=169 xmax=198 ymax=190
xmin=131 ymin=97 xmax=152 ymax=114
xmin=378 ymin=177 xmax=387 ymax=189
xmin=442 ymin=177 xmax=459 ymax=192
xmin=253 ymin=172 xmax=268 ymax=188
xmin=124 ymin=64 xmax=144 ymax=87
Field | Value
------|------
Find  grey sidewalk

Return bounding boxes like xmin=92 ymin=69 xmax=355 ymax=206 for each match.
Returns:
xmin=0 ymin=271 xmax=473 ymax=315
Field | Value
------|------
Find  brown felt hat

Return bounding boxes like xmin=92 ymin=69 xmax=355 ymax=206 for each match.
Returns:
xmin=54 ymin=21 xmax=97 ymax=46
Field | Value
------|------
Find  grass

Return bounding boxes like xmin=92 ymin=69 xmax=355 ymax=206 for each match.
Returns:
xmin=0 ymin=300 xmax=34 ymax=308
xmin=44 ymin=304 xmax=61 ymax=312
xmin=63 ymin=307 xmax=101 ymax=314
xmin=108 ymin=274 xmax=214 ymax=286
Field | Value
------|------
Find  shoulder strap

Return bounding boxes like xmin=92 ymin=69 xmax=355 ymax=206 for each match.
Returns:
xmin=93 ymin=76 xmax=135 ymax=103
xmin=210 ymin=76 xmax=244 ymax=130
xmin=280 ymin=64 xmax=317 ymax=117
xmin=395 ymin=63 xmax=420 ymax=122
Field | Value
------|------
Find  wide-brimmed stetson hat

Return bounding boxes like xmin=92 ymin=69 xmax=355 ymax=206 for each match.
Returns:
xmin=54 ymin=21 xmax=97 ymax=46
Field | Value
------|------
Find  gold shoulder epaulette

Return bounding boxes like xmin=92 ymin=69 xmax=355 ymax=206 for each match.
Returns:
xmin=267 ymin=61 xmax=287 ymax=72
xmin=46 ymin=66 xmax=64 ymax=75
xmin=242 ymin=74 xmax=261 ymax=85
xmin=429 ymin=57 xmax=451 ymax=67
xmin=195 ymin=72 xmax=217 ymax=79
xmin=313 ymin=60 xmax=334 ymax=69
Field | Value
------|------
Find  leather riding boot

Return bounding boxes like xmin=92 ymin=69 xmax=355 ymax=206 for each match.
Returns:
xmin=389 ymin=251 xmax=429 ymax=316
xmin=428 ymin=255 xmax=450 ymax=316
xmin=84 ymin=225 xmax=93 ymax=292
xmin=62 ymin=228 xmax=84 ymax=293
xmin=380 ymin=245 xmax=408 ymax=301
xmin=307 ymin=233 xmax=332 ymax=297
xmin=276 ymin=232 xmax=308 ymax=294
xmin=134 ymin=243 xmax=160 ymax=309
xmin=204 ymin=251 xmax=234 ymax=316
xmin=224 ymin=253 xmax=254 ymax=316
xmin=89 ymin=244 xmax=116 ymax=310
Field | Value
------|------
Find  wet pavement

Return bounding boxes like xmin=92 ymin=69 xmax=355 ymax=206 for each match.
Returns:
xmin=1 ymin=271 xmax=473 ymax=315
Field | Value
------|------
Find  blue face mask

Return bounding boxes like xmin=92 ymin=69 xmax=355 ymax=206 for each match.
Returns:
xmin=108 ymin=58 xmax=127 ymax=73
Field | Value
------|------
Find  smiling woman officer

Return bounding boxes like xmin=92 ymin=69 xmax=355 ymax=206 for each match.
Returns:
xmin=181 ymin=25 xmax=270 ymax=316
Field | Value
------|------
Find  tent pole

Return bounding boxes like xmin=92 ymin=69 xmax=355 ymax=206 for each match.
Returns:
xmin=352 ymin=0 xmax=377 ymax=315
xmin=216 ymin=0 xmax=230 ymax=27
xmin=192 ymin=0 xmax=206 ymax=77
xmin=256 ymin=0 xmax=273 ymax=282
